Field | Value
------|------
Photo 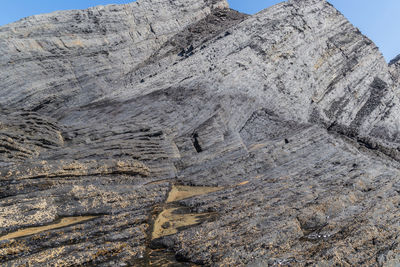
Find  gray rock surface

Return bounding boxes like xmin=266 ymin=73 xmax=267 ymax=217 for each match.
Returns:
xmin=390 ymin=54 xmax=400 ymax=88
xmin=1 ymin=0 xmax=400 ymax=266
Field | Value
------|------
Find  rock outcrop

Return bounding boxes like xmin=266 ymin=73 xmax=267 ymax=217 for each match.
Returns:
xmin=1 ymin=0 xmax=400 ymax=266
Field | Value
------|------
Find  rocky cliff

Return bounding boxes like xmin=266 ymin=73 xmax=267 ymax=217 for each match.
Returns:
xmin=1 ymin=0 xmax=400 ymax=266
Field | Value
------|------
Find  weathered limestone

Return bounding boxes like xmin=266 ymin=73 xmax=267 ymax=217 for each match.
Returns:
xmin=1 ymin=0 xmax=400 ymax=265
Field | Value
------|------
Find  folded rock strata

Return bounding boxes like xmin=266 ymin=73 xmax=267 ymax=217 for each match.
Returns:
xmin=0 ymin=0 xmax=400 ymax=266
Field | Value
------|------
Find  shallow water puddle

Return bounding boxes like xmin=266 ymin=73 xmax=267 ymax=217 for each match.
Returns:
xmin=166 ymin=185 xmax=222 ymax=203
xmin=146 ymin=184 xmax=247 ymax=264
xmin=151 ymin=185 xmax=222 ymax=240
xmin=152 ymin=208 xmax=211 ymax=240
xmin=0 ymin=216 xmax=97 ymax=241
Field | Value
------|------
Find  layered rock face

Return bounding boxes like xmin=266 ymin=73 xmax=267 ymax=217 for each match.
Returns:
xmin=1 ymin=0 xmax=400 ymax=266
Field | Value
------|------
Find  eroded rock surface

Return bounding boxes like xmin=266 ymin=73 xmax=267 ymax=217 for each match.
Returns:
xmin=1 ymin=0 xmax=400 ymax=266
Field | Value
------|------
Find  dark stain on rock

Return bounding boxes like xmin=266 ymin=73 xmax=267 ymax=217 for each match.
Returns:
xmin=324 ymin=95 xmax=350 ymax=120
xmin=350 ymin=77 xmax=387 ymax=129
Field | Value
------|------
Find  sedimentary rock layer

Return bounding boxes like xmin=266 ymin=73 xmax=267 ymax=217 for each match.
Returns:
xmin=1 ymin=0 xmax=400 ymax=266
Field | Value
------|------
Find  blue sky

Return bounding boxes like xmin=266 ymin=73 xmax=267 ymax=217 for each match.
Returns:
xmin=0 ymin=0 xmax=398 ymax=61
